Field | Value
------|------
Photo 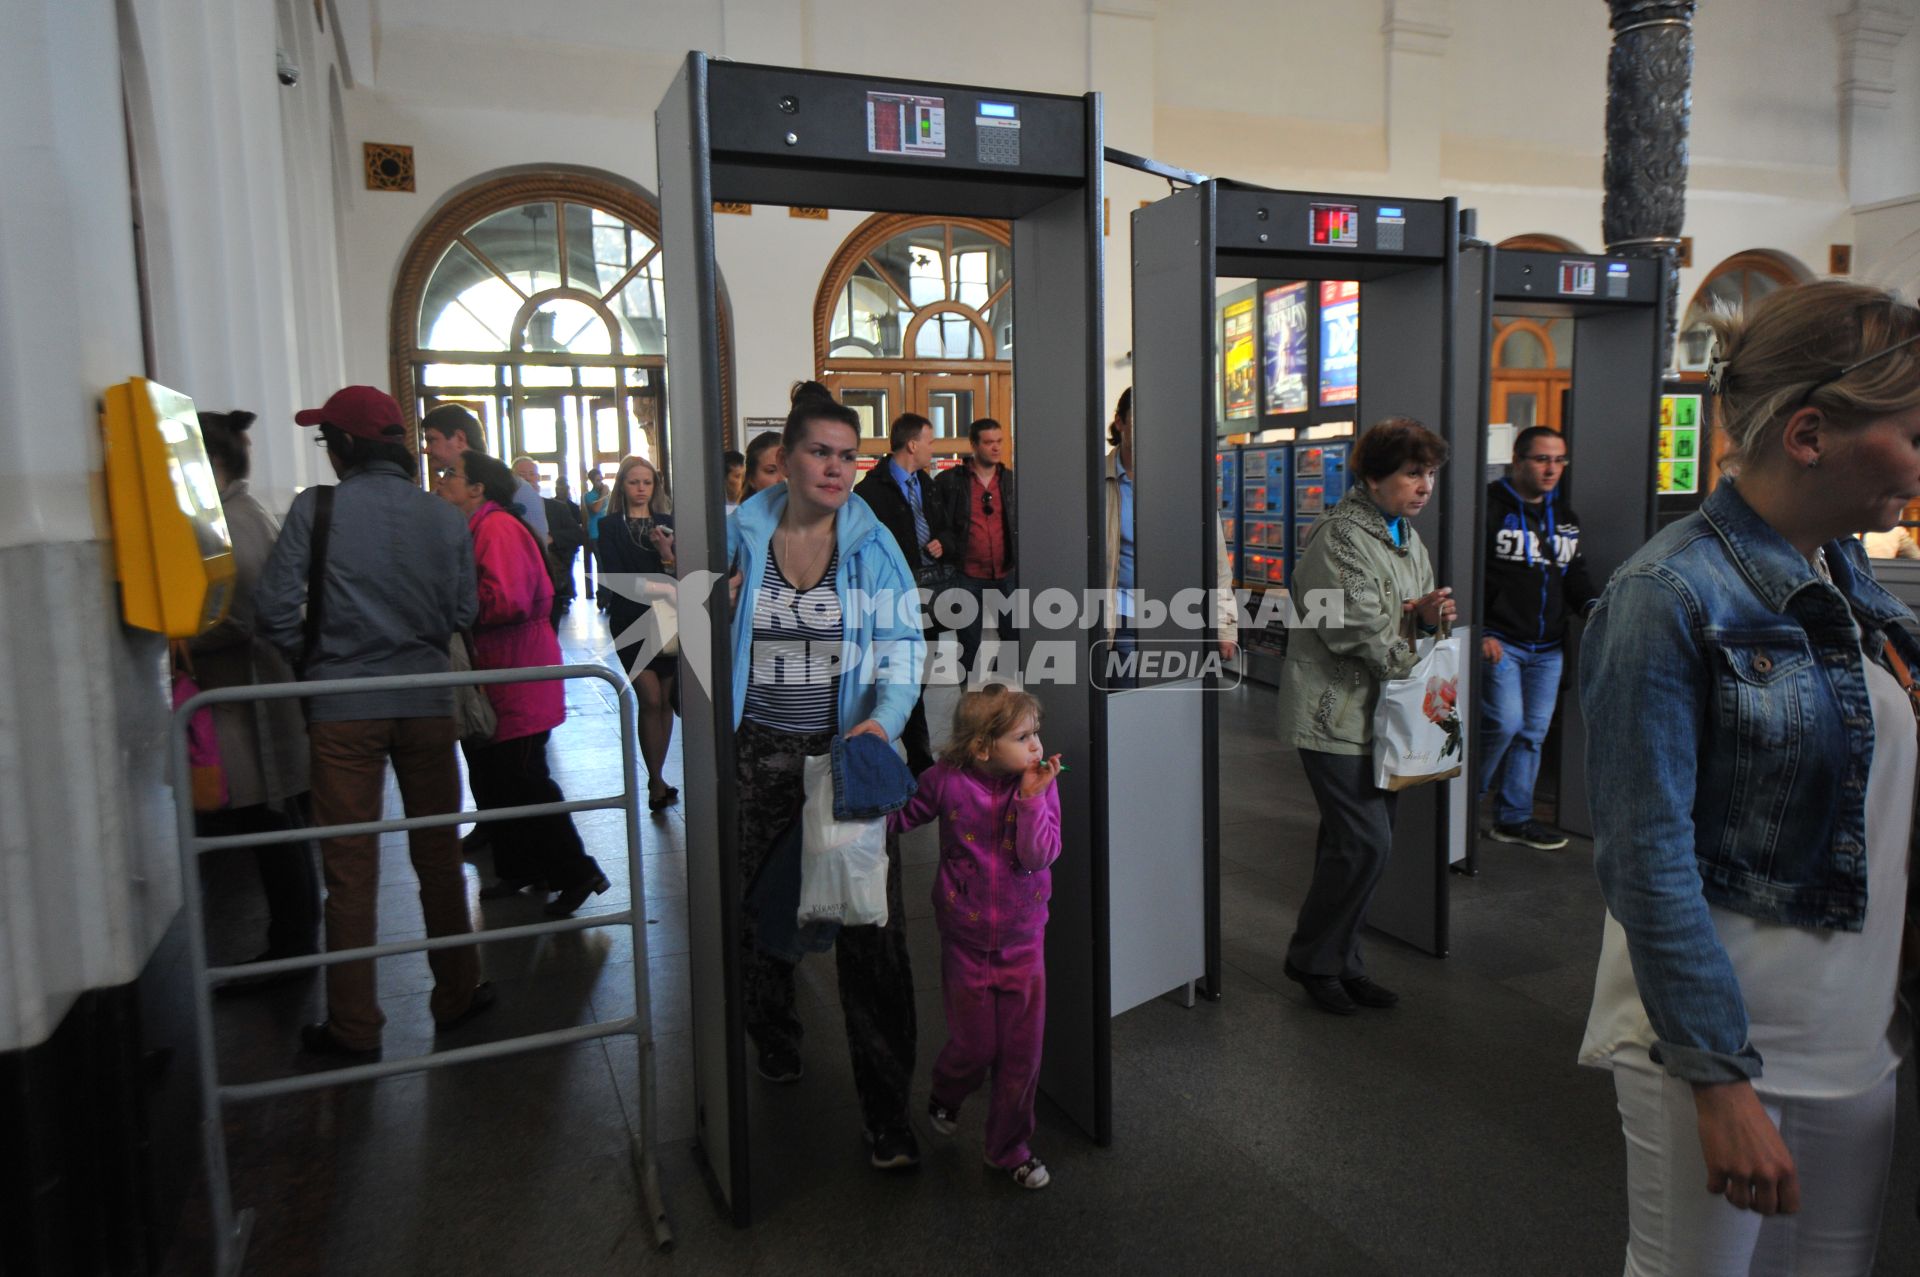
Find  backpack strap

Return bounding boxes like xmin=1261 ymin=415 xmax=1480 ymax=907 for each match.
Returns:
xmin=299 ymin=485 xmax=335 ymax=675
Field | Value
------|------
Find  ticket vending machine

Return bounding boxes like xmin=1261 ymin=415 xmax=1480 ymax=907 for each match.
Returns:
xmin=1131 ymin=181 xmax=1486 ymax=960
xmin=658 ymin=56 xmax=1111 ymax=1223
xmin=1483 ymin=250 xmax=1667 ymax=841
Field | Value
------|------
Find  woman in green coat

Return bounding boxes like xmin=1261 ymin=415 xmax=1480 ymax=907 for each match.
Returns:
xmin=1276 ymin=417 xmax=1456 ymax=1015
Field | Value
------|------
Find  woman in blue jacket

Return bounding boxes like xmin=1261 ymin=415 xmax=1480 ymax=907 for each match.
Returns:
xmin=726 ymin=381 xmax=926 ymax=1170
xmin=1579 ymin=281 xmax=1920 ymax=1274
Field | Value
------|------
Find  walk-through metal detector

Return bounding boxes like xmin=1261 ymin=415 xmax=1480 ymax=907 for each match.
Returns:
xmin=657 ymin=54 xmax=1107 ymax=1224
xmin=1478 ymin=249 xmax=1667 ymax=844
xmin=1132 ymin=182 xmax=1484 ymax=959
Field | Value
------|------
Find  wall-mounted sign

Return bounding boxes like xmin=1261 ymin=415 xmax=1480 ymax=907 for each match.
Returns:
xmin=1658 ymin=392 xmax=1703 ymax=494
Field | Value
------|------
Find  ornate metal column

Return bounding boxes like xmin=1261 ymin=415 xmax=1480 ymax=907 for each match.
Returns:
xmin=1602 ymin=0 xmax=1695 ymax=365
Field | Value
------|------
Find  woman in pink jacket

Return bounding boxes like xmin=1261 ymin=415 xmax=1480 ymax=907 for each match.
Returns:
xmin=437 ymin=450 xmax=608 ymax=916
xmin=889 ymin=684 xmax=1063 ymax=1189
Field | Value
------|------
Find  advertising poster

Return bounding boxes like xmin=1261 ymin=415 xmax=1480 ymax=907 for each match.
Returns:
xmin=1223 ymin=296 xmax=1257 ymax=420
xmin=1262 ymin=282 xmax=1309 ymax=415
xmin=1319 ymin=281 xmax=1360 ymax=406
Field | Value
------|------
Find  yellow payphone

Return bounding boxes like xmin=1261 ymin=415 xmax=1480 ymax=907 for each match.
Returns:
xmin=101 ymin=377 xmax=235 ymax=636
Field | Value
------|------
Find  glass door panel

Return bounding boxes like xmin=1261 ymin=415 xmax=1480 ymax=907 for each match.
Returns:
xmin=824 ymin=371 xmax=905 ymax=454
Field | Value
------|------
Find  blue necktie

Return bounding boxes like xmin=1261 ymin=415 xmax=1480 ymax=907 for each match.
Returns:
xmin=904 ymin=473 xmax=931 ymax=565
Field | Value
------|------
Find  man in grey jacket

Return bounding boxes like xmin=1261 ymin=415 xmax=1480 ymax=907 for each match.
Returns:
xmin=257 ymin=385 xmax=492 ymax=1057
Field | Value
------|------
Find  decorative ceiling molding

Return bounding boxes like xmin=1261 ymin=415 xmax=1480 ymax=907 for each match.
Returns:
xmin=1382 ymin=0 xmax=1452 ymax=56
xmin=1838 ymin=0 xmax=1913 ymax=109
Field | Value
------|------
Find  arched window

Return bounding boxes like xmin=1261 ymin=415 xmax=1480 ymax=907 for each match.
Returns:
xmin=813 ymin=214 xmax=1012 ymax=455
xmin=1675 ymin=250 xmax=1812 ymax=372
xmin=1489 ymin=317 xmax=1572 ymax=432
xmin=1496 ymin=233 xmax=1588 ymax=254
xmin=391 ymin=171 xmax=734 ymax=491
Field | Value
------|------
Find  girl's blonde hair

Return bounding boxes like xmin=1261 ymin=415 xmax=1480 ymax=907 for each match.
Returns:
xmin=942 ymin=684 xmax=1043 ymax=769
xmin=1710 ymin=280 xmax=1920 ymax=470
xmin=611 ymin=454 xmax=671 ymax=517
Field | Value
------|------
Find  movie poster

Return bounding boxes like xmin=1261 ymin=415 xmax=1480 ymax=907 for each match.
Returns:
xmin=1319 ymin=280 xmax=1360 ymax=407
xmin=1263 ymin=282 xmax=1309 ymax=415
xmin=1223 ymin=296 xmax=1257 ymax=420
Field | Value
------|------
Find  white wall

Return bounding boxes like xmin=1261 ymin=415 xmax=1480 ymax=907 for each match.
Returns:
xmin=0 ymin=0 xmax=353 ymax=1052
xmin=328 ymin=2 xmax=1893 ymax=493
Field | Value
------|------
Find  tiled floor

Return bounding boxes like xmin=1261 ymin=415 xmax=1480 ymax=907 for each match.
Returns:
xmin=166 ymin=601 xmax=1920 ymax=1275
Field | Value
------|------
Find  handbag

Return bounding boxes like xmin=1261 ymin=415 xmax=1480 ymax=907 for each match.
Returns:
xmin=1370 ymin=620 xmax=1465 ymax=792
xmin=446 ymin=631 xmax=498 ymax=743
xmin=171 ymin=646 xmax=228 ymax=812
xmin=797 ymin=753 xmax=890 ymax=928
xmin=639 ymin=597 xmax=681 ymax=659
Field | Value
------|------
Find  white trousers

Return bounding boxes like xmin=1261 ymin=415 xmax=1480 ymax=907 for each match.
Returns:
xmin=1612 ymin=1048 xmax=1898 ymax=1277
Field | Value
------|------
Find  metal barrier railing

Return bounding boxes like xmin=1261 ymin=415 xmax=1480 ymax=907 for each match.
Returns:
xmin=170 ymin=664 xmax=671 ymax=1274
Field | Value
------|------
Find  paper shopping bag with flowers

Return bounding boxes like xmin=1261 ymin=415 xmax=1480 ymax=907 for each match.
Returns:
xmin=1372 ymin=632 xmax=1465 ymax=792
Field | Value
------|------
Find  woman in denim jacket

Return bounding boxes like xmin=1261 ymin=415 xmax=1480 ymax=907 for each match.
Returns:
xmin=1579 ymin=281 xmax=1920 ymax=1274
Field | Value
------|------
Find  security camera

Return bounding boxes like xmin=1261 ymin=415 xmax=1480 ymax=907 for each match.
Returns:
xmin=276 ymin=50 xmax=299 ymax=87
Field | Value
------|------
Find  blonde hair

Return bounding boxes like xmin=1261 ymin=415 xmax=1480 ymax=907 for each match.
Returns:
xmin=611 ymin=454 xmax=671 ymax=517
xmin=941 ymin=684 xmax=1043 ymax=770
xmin=1711 ymin=280 xmax=1920 ymax=470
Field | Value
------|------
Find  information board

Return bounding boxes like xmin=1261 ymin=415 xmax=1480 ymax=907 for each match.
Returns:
xmin=1657 ymin=391 xmax=1702 ymax=495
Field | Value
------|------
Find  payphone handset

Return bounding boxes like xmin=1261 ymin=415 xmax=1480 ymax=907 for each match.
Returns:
xmin=102 ymin=377 xmax=235 ymax=637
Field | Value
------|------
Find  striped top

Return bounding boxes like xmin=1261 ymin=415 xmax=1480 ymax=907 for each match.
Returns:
xmin=742 ymin=544 xmax=844 ymax=733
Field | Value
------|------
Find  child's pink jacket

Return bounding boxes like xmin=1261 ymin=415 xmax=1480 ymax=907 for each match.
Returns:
xmin=888 ymin=760 xmax=1061 ymax=950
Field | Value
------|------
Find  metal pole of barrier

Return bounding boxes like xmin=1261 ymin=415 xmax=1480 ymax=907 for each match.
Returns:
xmin=171 ymin=685 xmax=253 ymax=1277
xmin=614 ymin=655 xmax=672 ymax=1247
xmin=171 ymin=663 xmax=672 ymax=1268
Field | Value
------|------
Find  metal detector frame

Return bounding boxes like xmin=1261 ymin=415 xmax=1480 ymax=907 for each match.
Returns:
xmin=656 ymin=52 xmax=1108 ymax=1225
xmin=1475 ymin=248 xmax=1668 ymax=847
xmin=1130 ymin=181 xmax=1483 ymax=961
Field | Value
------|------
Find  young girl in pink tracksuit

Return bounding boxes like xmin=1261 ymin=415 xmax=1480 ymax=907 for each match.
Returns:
xmin=889 ymin=685 xmax=1062 ymax=1189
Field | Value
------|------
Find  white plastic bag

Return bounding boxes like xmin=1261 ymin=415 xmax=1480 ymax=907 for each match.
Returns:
xmin=797 ymin=753 xmax=890 ymax=928
xmin=1371 ymin=632 xmax=1465 ymax=791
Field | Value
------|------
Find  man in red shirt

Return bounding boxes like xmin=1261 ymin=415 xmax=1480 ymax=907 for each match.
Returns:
xmin=934 ymin=418 xmax=1018 ymax=679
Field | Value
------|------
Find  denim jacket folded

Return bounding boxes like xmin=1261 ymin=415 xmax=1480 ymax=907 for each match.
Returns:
xmin=830 ymin=731 xmax=918 ymax=821
xmin=1580 ymin=479 xmax=1920 ymax=1084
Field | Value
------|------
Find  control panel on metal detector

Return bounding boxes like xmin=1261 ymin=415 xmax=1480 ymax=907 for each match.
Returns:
xmin=101 ymin=377 xmax=235 ymax=637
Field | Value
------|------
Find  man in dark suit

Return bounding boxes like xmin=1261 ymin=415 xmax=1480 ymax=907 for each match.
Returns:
xmin=854 ymin=412 xmax=953 ymax=773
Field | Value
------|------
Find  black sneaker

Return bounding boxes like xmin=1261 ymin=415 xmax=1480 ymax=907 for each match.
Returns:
xmin=866 ymin=1122 xmax=920 ymax=1171
xmin=756 ymin=1043 xmax=803 ymax=1083
xmin=1489 ymin=820 xmax=1570 ymax=851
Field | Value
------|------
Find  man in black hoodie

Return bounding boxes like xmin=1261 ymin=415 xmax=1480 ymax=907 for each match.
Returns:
xmin=1479 ymin=426 xmax=1599 ymax=850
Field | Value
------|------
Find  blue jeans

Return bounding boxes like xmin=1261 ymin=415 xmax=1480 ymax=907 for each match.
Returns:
xmin=1477 ymin=642 xmax=1563 ymax=827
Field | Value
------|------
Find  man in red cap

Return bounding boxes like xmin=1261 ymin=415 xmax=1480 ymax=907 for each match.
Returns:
xmin=257 ymin=386 xmax=493 ymax=1057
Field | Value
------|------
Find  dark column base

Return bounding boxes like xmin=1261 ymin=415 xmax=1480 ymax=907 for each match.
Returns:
xmin=0 ymin=908 xmax=200 ymax=1276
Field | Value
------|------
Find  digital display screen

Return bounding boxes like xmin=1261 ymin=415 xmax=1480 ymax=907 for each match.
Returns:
xmin=1559 ymin=260 xmax=1597 ymax=296
xmin=977 ymin=102 xmax=1017 ymax=119
xmin=866 ymin=92 xmax=946 ymax=158
xmin=1310 ymin=203 xmax=1359 ymax=246
xmin=1377 ymin=207 xmax=1402 ymax=218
